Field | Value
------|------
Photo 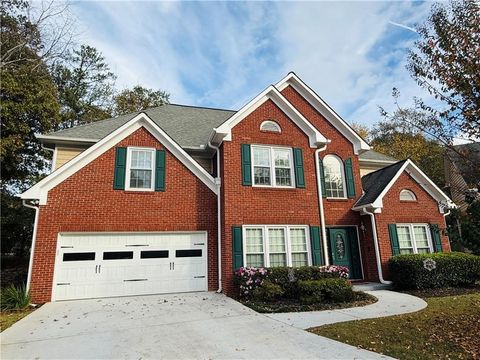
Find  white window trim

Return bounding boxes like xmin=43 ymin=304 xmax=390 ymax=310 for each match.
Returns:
xmin=396 ymin=223 xmax=433 ymax=254
xmin=251 ymin=145 xmax=295 ymax=188
xmin=260 ymin=120 xmax=282 ymax=133
xmin=125 ymin=147 xmax=156 ymax=191
xmin=242 ymin=225 xmax=311 ymax=267
xmin=323 ymin=154 xmax=347 ymax=199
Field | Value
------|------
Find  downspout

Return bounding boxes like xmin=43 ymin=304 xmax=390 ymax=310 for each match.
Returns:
xmin=207 ymin=141 xmax=222 ymax=293
xmin=315 ymin=145 xmax=329 ymax=266
xmin=361 ymin=208 xmax=391 ymax=285
xmin=22 ymin=200 xmax=40 ymax=292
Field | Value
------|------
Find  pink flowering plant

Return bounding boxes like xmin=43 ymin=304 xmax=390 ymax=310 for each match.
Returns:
xmin=318 ymin=265 xmax=349 ymax=279
xmin=234 ymin=267 xmax=268 ymax=298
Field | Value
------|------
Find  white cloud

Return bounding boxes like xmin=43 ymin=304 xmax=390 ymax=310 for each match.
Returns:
xmin=70 ymin=1 xmax=435 ymax=126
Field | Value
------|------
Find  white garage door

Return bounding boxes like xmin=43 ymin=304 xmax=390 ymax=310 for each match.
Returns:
xmin=52 ymin=232 xmax=207 ymax=301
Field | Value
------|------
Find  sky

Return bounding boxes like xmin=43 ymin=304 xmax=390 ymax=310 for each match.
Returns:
xmin=70 ymin=1 xmax=435 ymax=129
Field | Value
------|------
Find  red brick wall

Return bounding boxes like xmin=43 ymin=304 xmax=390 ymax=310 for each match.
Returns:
xmin=281 ymin=86 xmax=371 ymax=278
xmin=30 ymin=127 xmax=217 ymax=303
xmin=220 ymin=93 xmax=368 ymax=294
xmin=374 ymin=172 xmax=451 ymax=279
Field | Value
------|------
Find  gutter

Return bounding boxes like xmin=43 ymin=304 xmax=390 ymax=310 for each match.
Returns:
xmin=22 ymin=200 xmax=40 ymax=292
xmin=207 ymin=141 xmax=222 ymax=293
xmin=361 ymin=208 xmax=391 ymax=285
xmin=315 ymin=145 xmax=329 ymax=266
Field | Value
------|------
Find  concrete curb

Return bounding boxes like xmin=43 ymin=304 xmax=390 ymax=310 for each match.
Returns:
xmin=264 ymin=290 xmax=427 ymax=329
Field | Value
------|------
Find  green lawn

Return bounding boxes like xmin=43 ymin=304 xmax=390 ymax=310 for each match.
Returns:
xmin=0 ymin=308 xmax=34 ymax=332
xmin=310 ymin=293 xmax=480 ymax=360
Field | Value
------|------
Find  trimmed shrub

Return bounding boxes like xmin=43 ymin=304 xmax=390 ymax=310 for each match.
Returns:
xmin=252 ymin=280 xmax=284 ymax=301
xmin=298 ymin=278 xmax=354 ymax=304
xmin=1 ymin=284 xmax=30 ymax=311
xmin=265 ymin=265 xmax=349 ymax=298
xmin=234 ymin=265 xmax=352 ymax=301
xmin=389 ymin=252 xmax=480 ymax=290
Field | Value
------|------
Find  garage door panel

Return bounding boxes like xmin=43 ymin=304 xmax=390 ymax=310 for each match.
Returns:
xmin=53 ymin=233 xmax=207 ymax=301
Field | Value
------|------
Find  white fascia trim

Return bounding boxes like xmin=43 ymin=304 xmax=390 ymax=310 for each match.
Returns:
xmin=352 ymin=159 xmax=455 ymax=213
xmin=359 ymin=159 xmax=397 ymax=165
xmin=213 ymin=85 xmax=328 ymax=148
xmin=36 ymin=134 xmax=99 ymax=143
xmin=20 ymin=113 xmax=218 ymax=204
xmin=275 ymin=73 xmax=370 ymax=155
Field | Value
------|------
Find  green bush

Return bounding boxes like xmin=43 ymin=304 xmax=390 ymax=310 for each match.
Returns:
xmin=298 ymin=278 xmax=354 ymax=304
xmin=265 ymin=266 xmax=349 ymax=298
xmin=252 ymin=280 xmax=285 ymax=301
xmin=1 ymin=284 xmax=30 ymax=311
xmin=389 ymin=252 xmax=480 ymax=290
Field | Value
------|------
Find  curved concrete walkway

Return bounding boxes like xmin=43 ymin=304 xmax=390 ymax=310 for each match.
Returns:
xmin=265 ymin=290 xmax=427 ymax=329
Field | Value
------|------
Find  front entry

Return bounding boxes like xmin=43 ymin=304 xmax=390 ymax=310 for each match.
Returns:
xmin=328 ymin=227 xmax=362 ymax=279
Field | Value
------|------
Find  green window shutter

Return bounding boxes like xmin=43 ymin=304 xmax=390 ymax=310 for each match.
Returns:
xmin=388 ymin=224 xmax=400 ymax=256
xmin=241 ymin=144 xmax=252 ymax=186
xmin=155 ymin=150 xmax=166 ymax=192
xmin=430 ymin=224 xmax=443 ymax=252
xmin=232 ymin=226 xmax=244 ymax=270
xmin=310 ymin=226 xmax=324 ymax=265
xmin=293 ymin=148 xmax=306 ymax=188
xmin=344 ymin=157 xmax=356 ymax=198
xmin=318 ymin=157 xmax=327 ymax=197
xmin=113 ymin=147 xmax=127 ymax=190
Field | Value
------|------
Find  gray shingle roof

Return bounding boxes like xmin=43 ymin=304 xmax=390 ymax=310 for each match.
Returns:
xmin=359 ymin=150 xmax=396 ymax=162
xmin=355 ymin=160 xmax=407 ymax=207
xmin=43 ymin=104 xmax=236 ymax=148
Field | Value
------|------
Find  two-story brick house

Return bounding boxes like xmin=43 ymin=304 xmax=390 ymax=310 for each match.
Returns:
xmin=20 ymin=73 xmax=454 ymax=303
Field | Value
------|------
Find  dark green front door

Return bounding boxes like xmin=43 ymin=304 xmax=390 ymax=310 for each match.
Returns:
xmin=328 ymin=227 xmax=362 ymax=279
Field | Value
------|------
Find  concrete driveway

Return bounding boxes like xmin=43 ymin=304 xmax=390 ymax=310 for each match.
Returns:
xmin=1 ymin=292 xmax=391 ymax=359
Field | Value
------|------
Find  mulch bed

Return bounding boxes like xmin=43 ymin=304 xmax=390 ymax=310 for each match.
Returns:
xmin=240 ymin=291 xmax=377 ymax=313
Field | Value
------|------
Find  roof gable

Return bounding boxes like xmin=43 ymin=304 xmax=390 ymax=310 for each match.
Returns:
xmin=275 ymin=72 xmax=370 ymax=155
xmin=353 ymin=159 xmax=454 ymax=213
xmin=211 ymin=85 xmax=328 ymax=148
xmin=37 ymin=104 xmax=235 ymax=149
xmin=21 ymin=113 xmax=218 ymax=204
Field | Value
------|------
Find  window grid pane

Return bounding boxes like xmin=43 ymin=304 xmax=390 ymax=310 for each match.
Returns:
xmin=292 ymin=253 xmax=308 ymax=267
xmin=290 ymin=228 xmax=307 ymax=252
xmin=246 ymin=229 xmax=263 ymax=253
xmin=269 ymin=253 xmax=286 ymax=267
xmin=268 ymin=229 xmax=286 ymax=252
xmin=131 ymin=150 xmax=152 ymax=169
xmin=275 ymin=168 xmax=292 ymax=186
xmin=246 ymin=254 xmax=264 ymax=267
xmin=397 ymin=226 xmax=413 ymax=250
xmin=130 ymin=169 xmax=152 ymax=189
xmin=254 ymin=167 xmax=271 ymax=185
xmin=413 ymin=226 xmax=429 ymax=248
xmin=253 ymin=148 xmax=270 ymax=167
xmin=274 ymin=149 xmax=290 ymax=168
xmin=323 ymin=156 xmax=345 ymax=198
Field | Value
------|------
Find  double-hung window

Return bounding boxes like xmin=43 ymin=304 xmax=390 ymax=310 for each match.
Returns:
xmin=244 ymin=225 xmax=310 ymax=267
xmin=396 ymin=224 xmax=432 ymax=254
xmin=252 ymin=146 xmax=294 ymax=187
xmin=126 ymin=148 xmax=155 ymax=190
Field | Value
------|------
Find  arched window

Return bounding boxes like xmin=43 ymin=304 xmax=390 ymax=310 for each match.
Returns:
xmin=260 ymin=120 xmax=281 ymax=133
xmin=323 ymin=155 xmax=346 ymax=198
xmin=400 ymin=189 xmax=417 ymax=201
